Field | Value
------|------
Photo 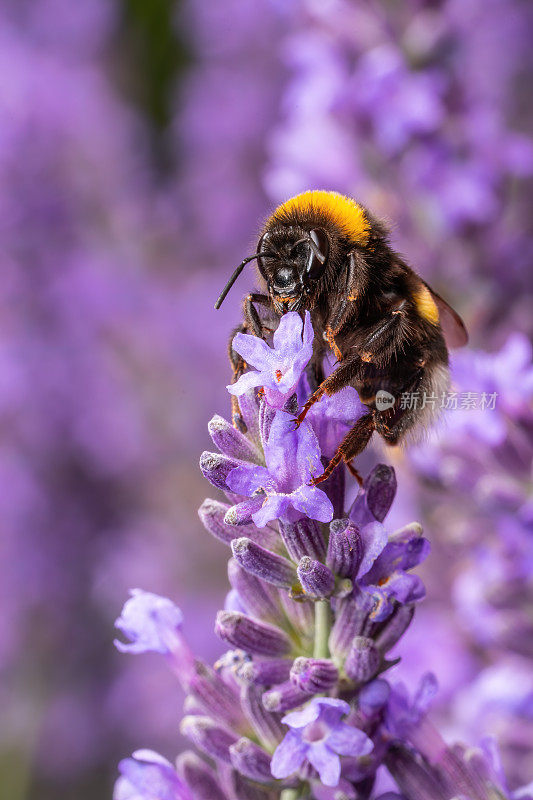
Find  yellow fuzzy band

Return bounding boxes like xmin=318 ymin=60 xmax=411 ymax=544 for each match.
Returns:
xmin=414 ymin=285 xmax=439 ymax=324
xmin=272 ymin=190 xmax=370 ymax=245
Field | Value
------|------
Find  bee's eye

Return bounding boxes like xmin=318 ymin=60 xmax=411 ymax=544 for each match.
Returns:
xmin=257 ymin=231 xmax=273 ymax=277
xmin=306 ymin=228 xmax=329 ymax=280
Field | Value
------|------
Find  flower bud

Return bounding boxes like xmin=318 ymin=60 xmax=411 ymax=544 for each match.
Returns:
xmin=225 ymin=770 xmax=272 ymax=800
xmin=198 ymin=499 xmax=246 ymax=545
xmin=385 ymin=742 xmax=450 ymax=800
xmin=374 ymin=604 xmax=415 ymax=653
xmin=350 ymin=464 xmax=397 ymax=525
xmin=278 ymin=518 xmax=326 ymax=561
xmin=297 ymin=556 xmax=335 ymax=597
xmin=215 ymin=611 xmax=291 ymax=657
xmin=224 ymin=497 xmax=265 ymax=527
xmin=240 ymin=684 xmax=285 ymax=749
xmin=187 ymin=660 xmax=243 ymax=730
xmin=262 ymin=680 xmax=312 ymax=712
xmin=290 ymin=657 xmax=338 ymax=692
xmin=208 ymin=414 xmax=262 ymax=463
xmin=231 ymin=537 xmax=296 ymax=588
xmin=329 ymin=589 xmax=376 ymax=658
xmin=345 ymin=636 xmax=380 ymax=683
xmin=180 ymin=716 xmax=238 ymax=763
xmin=200 ymin=451 xmax=241 ymax=492
xmin=280 ymin=592 xmax=314 ymax=632
xmin=229 ymin=737 xmax=273 ymax=783
xmin=199 ymin=498 xmax=276 ymax=549
xmin=177 ymin=751 xmax=227 ymax=800
xmin=236 ymin=390 xmax=261 ymax=442
xmin=228 ymin=559 xmax=280 ymax=621
xmin=237 ymin=658 xmax=292 ymax=686
xmin=365 ymin=464 xmax=397 ymax=522
xmin=327 ymin=518 xmax=363 ymax=578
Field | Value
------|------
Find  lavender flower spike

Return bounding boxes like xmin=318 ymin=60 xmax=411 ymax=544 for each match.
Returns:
xmin=114 ymin=264 xmax=531 ymax=798
xmin=227 ymin=311 xmax=313 ymax=408
xmin=271 ymin=698 xmax=374 ymax=786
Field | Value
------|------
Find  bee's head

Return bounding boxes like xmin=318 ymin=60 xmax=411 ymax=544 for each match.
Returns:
xmin=256 ymin=226 xmax=330 ymax=313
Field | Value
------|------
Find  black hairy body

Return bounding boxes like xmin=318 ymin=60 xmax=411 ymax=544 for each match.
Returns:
xmin=216 ymin=190 xmax=467 ymax=484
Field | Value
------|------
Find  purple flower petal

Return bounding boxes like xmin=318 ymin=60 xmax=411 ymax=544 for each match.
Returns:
xmin=327 ymin=726 xmax=374 ymax=757
xmin=413 ymin=673 xmax=439 ymax=715
xmin=307 ymin=741 xmax=341 ymax=786
xmin=357 ymin=521 xmax=389 ymax=578
xmin=226 ymin=464 xmax=272 ymax=495
xmin=227 ymin=369 xmax=267 ymax=397
xmin=227 ymin=312 xmax=314 ymax=407
xmin=231 ymin=332 xmax=276 ymax=370
xmin=252 ymin=494 xmax=291 ymax=528
xmin=282 ymin=702 xmax=322 ymax=728
xmin=378 ymin=572 xmax=426 ymax=604
xmin=290 ymin=484 xmax=334 ymax=524
xmin=114 ymin=589 xmax=185 ymax=656
xmin=270 ymin=729 xmax=308 ymax=778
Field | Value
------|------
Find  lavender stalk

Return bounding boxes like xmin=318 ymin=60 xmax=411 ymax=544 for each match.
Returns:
xmin=113 ymin=312 xmax=532 ymax=800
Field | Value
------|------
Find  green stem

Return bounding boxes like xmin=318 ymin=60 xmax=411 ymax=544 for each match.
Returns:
xmin=313 ymin=599 xmax=331 ymax=659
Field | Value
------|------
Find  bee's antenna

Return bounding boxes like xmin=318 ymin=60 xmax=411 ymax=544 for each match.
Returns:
xmin=214 ymin=252 xmax=275 ymax=309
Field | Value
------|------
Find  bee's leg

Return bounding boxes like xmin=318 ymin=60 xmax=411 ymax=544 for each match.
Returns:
xmin=309 ymin=413 xmax=375 ymax=485
xmin=243 ymin=293 xmax=271 ymax=338
xmin=329 ymin=252 xmax=365 ymax=331
xmin=359 ymin=299 xmax=410 ymax=365
xmin=346 ymin=460 xmax=364 ymax=486
xmin=294 ymin=357 xmax=363 ymax=427
xmin=323 ymin=253 xmax=361 ymax=362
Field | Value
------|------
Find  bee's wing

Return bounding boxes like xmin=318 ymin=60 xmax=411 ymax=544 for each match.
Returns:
xmin=424 ymin=281 xmax=469 ymax=348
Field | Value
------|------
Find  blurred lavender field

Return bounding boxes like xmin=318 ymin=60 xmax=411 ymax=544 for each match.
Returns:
xmin=1 ymin=1 xmax=532 ymax=798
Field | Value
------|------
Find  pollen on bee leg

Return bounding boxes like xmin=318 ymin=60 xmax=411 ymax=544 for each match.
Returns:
xmin=325 ymin=327 xmax=343 ymax=362
xmin=360 ymin=352 xmax=373 ymax=363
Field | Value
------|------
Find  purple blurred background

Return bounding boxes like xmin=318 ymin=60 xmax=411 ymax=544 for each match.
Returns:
xmin=1 ymin=1 xmax=532 ymax=797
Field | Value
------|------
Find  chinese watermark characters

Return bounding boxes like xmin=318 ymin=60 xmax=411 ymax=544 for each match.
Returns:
xmin=374 ymin=389 xmax=498 ymax=412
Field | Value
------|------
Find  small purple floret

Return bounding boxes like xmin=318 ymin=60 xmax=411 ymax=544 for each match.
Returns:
xmin=114 ymin=750 xmax=192 ymax=800
xmin=114 ymin=589 xmax=186 ymax=657
xmin=271 ymin=697 xmax=374 ymax=786
xmin=226 ymin=408 xmax=334 ymax=527
xmin=227 ymin=311 xmax=314 ymax=408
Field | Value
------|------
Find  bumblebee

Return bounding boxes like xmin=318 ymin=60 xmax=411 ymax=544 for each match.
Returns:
xmin=215 ymin=190 xmax=468 ymax=484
